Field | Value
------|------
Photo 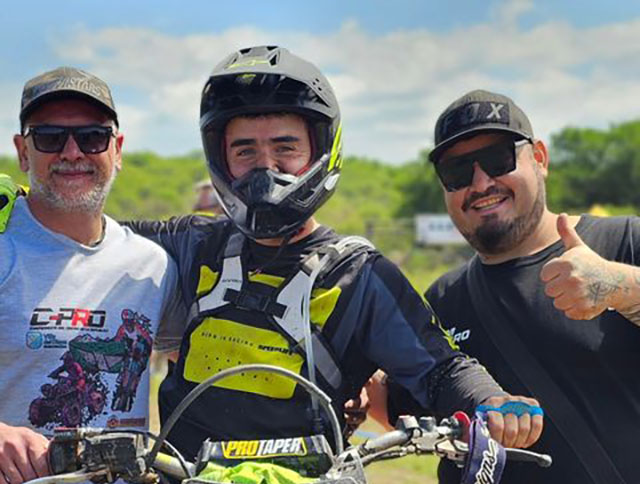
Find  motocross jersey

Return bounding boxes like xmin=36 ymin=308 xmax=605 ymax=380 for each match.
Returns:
xmin=129 ymin=215 xmax=505 ymax=459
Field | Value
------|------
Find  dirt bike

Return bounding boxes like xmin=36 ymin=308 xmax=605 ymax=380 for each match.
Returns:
xmin=25 ymin=364 xmax=552 ymax=484
xmin=29 ymin=377 xmax=106 ymax=428
xmin=112 ymin=336 xmax=151 ymax=412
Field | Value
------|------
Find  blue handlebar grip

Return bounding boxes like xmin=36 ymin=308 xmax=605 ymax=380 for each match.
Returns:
xmin=476 ymin=401 xmax=544 ymax=417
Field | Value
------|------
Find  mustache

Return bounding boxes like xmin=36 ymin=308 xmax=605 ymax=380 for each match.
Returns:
xmin=49 ymin=161 xmax=96 ymax=173
xmin=462 ymin=186 xmax=512 ymax=212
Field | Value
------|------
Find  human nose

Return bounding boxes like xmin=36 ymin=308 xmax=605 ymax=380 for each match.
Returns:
xmin=468 ymin=162 xmax=494 ymax=192
xmin=59 ymin=132 xmax=84 ymax=160
xmin=254 ymin=150 xmax=279 ymax=171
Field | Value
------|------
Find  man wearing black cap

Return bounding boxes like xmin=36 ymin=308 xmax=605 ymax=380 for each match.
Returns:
xmin=0 ymin=67 xmax=185 ymax=484
xmin=382 ymin=90 xmax=640 ymax=483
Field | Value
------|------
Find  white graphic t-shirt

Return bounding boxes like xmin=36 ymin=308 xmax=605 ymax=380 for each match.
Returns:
xmin=0 ymin=197 xmax=186 ymax=437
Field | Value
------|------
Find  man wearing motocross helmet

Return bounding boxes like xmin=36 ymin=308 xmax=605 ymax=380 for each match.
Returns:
xmin=198 ymin=46 xmax=342 ymax=242
xmin=128 ymin=45 xmax=543 ymax=461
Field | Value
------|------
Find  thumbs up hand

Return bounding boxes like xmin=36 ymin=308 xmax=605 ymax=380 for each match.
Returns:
xmin=555 ymin=212 xmax=585 ymax=251
xmin=540 ymin=214 xmax=623 ymax=320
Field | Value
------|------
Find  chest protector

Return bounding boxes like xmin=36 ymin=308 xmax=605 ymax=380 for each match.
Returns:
xmin=182 ymin=231 xmax=374 ymax=399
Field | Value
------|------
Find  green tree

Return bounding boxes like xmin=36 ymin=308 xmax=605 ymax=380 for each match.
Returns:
xmin=548 ymin=120 xmax=640 ymax=212
xmin=394 ymin=149 xmax=445 ymax=217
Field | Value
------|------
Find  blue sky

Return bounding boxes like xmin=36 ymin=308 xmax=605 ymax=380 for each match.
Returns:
xmin=1 ymin=0 xmax=639 ymax=163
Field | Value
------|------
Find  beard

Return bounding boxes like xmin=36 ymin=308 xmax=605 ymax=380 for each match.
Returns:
xmin=29 ymin=160 xmax=117 ymax=214
xmin=462 ymin=167 xmax=546 ymax=255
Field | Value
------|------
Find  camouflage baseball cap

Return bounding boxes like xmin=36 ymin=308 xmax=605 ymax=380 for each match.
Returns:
xmin=429 ymin=89 xmax=533 ymax=162
xmin=20 ymin=66 xmax=118 ymax=129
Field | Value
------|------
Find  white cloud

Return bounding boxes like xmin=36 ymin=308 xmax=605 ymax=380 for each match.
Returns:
xmin=13 ymin=3 xmax=640 ymax=164
xmin=0 ymin=81 xmax=25 ymax=157
xmin=491 ymin=0 xmax=535 ymax=29
xmin=115 ymin=104 xmax=152 ymax=153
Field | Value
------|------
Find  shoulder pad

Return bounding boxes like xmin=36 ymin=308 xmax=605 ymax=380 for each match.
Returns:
xmin=0 ymin=174 xmax=24 ymax=233
xmin=305 ymin=235 xmax=376 ymax=281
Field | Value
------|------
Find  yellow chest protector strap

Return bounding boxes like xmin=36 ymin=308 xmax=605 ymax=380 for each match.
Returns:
xmin=192 ymin=231 xmax=244 ymax=318
xmin=0 ymin=174 xmax=23 ymax=233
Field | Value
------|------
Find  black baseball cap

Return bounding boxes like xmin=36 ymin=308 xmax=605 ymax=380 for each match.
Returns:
xmin=19 ymin=67 xmax=118 ymax=130
xmin=429 ymin=89 xmax=533 ymax=162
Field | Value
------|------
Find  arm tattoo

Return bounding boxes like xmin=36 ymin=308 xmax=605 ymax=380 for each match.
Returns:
xmin=618 ymin=267 xmax=640 ymax=325
xmin=587 ymin=281 xmax=620 ymax=305
xmin=574 ymin=257 xmax=640 ymax=324
xmin=622 ymin=268 xmax=640 ymax=326
xmin=580 ymin=262 xmax=624 ymax=305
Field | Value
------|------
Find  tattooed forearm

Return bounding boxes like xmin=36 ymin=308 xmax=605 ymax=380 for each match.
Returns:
xmin=586 ymin=281 xmax=620 ymax=305
xmin=579 ymin=260 xmax=625 ymax=305
xmin=612 ymin=266 xmax=640 ymax=325
xmin=568 ymin=255 xmax=640 ymax=322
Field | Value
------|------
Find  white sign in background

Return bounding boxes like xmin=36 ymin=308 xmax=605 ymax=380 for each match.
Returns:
xmin=414 ymin=214 xmax=466 ymax=246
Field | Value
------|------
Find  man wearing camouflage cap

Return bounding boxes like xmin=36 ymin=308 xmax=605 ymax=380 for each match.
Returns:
xmin=0 ymin=67 xmax=186 ymax=484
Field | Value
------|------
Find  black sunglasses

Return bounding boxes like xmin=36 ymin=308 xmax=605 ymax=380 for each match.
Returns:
xmin=434 ymin=139 xmax=530 ymax=192
xmin=24 ymin=125 xmax=115 ymax=154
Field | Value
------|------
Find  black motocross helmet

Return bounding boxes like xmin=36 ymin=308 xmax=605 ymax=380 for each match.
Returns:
xmin=200 ymin=45 xmax=343 ymax=240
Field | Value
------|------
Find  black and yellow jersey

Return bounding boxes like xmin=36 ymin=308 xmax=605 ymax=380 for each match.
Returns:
xmin=128 ymin=215 xmax=505 ymax=459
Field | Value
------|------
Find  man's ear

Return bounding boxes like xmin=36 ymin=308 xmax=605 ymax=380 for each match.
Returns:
xmin=114 ymin=131 xmax=124 ymax=172
xmin=13 ymin=135 xmax=30 ymax=172
xmin=531 ymin=139 xmax=549 ymax=175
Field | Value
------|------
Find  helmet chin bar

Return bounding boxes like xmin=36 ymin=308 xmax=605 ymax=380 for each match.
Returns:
xmin=225 ymin=164 xmax=326 ymax=240
xmin=231 ymin=168 xmax=296 ymax=206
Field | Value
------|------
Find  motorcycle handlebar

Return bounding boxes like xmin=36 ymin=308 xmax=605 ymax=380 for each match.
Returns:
xmin=23 ymin=424 xmax=553 ymax=484
xmin=505 ymin=448 xmax=553 ymax=468
xmin=358 ymin=429 xmax=413 ymax=455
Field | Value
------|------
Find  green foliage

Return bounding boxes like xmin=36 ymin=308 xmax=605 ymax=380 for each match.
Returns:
xmin=107 ymin=152 xmax=209 ymax=220
xmin=0 ymin=151 xmax=210 ymax=220
xmin=548 ymin=120 xmax=640 ymax=213
xmin=317 ymin=156 xmax=406 ymax=235
xmin=393 ymin=149 xmax=445 ymax=217
xmin=317 ymin=154 xmax=445 ymax=261
xmin=0 ymin=156 xmax=28 ymax=185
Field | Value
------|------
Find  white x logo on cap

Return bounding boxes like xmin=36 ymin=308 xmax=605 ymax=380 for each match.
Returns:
xmin=486 ymin=102 xmax=504 ymax=120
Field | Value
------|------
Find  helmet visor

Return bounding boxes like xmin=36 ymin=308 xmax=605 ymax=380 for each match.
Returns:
xmin=200 ymin=73 xmax=331 ymax=131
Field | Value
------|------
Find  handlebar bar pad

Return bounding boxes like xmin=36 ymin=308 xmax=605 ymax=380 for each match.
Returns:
xmin=196 ymin=435 xmax=333 ymax=478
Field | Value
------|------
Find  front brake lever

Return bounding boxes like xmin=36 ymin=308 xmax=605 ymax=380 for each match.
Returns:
xmin=505 ymin=448 xmax=553 ymax=468
xmin=432 ymin=439 xmax=468 ymax=465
